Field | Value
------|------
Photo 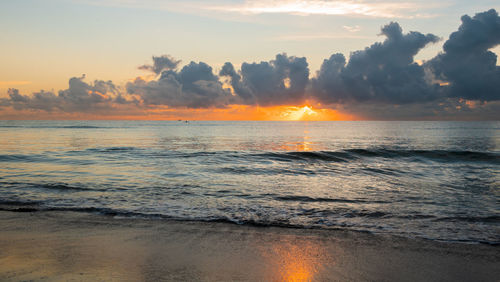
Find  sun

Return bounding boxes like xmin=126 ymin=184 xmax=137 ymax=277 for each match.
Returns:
xmin=282 ymin=106 xmax=318 ymax=121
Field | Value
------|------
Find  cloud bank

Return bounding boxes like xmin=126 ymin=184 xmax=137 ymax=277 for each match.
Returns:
xmin=2 ymin=9 xmax=500 ymax=119
xmin=2 ymin=76 xmax=134 ymax=113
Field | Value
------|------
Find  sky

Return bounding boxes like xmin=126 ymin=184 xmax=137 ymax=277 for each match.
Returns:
xmin=0 ymin=0 xmax=499 ymax=120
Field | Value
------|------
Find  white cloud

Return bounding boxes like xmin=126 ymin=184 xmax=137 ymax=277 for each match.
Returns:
xmin=76 ymin=0 xmax=447 ymax=19
xmin=209 ymin=0 xmax=423 ymax=18
xmin=342 ymin=25 xmax=361 ymax=32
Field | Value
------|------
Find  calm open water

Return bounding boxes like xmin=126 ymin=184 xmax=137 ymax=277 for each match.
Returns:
xmin=0 ymin=121 xmax=498 ymax=244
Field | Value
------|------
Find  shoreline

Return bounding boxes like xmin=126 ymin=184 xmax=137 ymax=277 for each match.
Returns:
xmin=1 ymin=202 xmax=498 ymax=246
xmin=1 ymin=210 xmax=498 ymax=281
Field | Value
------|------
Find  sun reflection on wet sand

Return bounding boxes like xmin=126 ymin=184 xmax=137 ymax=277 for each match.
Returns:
xmin=260 ymin=237 xmax=332 ymax=281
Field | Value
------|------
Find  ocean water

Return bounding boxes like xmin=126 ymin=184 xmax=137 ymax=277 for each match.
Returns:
xmin=0 ymin=120 xmax=498 ymax=244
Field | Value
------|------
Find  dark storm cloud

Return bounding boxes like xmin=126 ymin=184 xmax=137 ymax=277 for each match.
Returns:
xmin=138 ymin=55 xmax=181 ymax=74
xmin=220 ymin=53 xmax=309 ymax=106
xmin=428 ymin=9 xmax=500 ymax=101
xmin=311 ymin=22 xmax=441 ymax=104
xmin=1 ymin=76 xmax=129 ymax=112
xmin=127 ymin=60 xmax=232 ymax=108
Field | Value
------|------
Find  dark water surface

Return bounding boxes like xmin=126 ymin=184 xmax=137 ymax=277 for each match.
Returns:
xmin=0 ymin=121 xmax=498 ymax=244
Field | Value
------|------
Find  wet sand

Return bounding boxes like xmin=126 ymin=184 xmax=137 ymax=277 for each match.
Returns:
xmin=0 ymin=211 xmax=498 ymax=281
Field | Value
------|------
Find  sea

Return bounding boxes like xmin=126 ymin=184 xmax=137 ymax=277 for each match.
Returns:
xmin=0 ymin=120 xmax=498 ymax=244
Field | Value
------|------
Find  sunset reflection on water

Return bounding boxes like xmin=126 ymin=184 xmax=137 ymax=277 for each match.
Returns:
xmin=278 ymin=126 xmax=315 ymax=151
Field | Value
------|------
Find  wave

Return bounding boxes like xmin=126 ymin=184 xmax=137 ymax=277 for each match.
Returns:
xmin=85 ymin=146 xmax=138 ymax=153
xmin=0 ymin=154 xmax=94 ymax=165
xmin=348 ymin=148 xmax=500 ymax=163
xmin=1 ymin=201 xmax=497 ymax=244
xmin=0 ymin=199 xmax=42 ymax=206
xmin=215 ymin=166 xmax=317 ymax=176
xmin=252 ymin=149 xmax=499 ymax=164
xmin=2 ymin=199 xmax=497 ymax=225
xmin=0 ymin=200 xmax=42 ymax=212
xmin=433 ymin=215 xmax=500 ymax=223
xmin=2 ymin=149 xmax=492 ymax=169
xmin=0 ymin=154 xmax=57 ymax=162
xmin=273 ymin=195 xmax=389 ymax=204
xmin=37 ymin=182 xmax=97 ymax=191
xmin=49 ymin=147 xmax=499 ymax=164
xmin=253 ymin=151 xmax=350 ymax=162
xmin=0 ymin=181 xmax=99 ymax=192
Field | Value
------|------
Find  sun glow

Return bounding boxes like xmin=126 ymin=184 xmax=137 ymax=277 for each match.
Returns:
xmin=281 ymin=105 xmax=318 ymax=120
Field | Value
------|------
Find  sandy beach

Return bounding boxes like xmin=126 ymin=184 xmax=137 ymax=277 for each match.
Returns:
xmin=0 ymin=210 xmax=498 ymax=281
